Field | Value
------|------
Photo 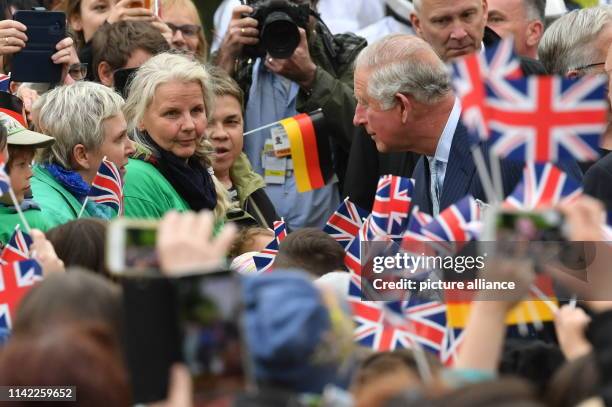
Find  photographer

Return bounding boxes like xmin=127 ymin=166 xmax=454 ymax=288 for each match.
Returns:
xmin=214 ymin=0 xmax=366 ymax=230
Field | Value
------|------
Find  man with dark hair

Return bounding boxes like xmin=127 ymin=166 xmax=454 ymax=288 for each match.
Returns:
xmin=488 ymin=0 xmax=545 ymax=59
xmin=91 ymin=21 xmax=170 ymax=88
xmin=272 ymin=228 xmax=345 ymax=277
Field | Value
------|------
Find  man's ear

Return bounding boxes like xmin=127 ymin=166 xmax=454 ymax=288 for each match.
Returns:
xmin=72 ymin=143 xmax=91 ymax=171
xmin=97 ymin=61 xmax=114 ymax=87
xmin=396 ymin=93 xmax=412 ymax=124
xmin=566 ymin=70 xmax=579 ymax=79
xmin=526 ymin=20 xmax=544 ymax=48
xmin=410 ymin=13 xmax=423 ymax=38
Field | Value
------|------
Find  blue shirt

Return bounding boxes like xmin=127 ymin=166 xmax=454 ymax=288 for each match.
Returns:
xmin=243 ymin=59 xmax=339 ymax=230
xmin=427 ymin=97 xmax=461 ymax=192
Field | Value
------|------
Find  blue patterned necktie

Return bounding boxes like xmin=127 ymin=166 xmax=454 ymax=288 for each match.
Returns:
xmin=429 ymin=157 xmax=443 ymax=216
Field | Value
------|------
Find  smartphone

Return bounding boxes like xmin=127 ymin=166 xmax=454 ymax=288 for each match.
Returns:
xmin=11 ymin=10 xmax=65 ymax=83
xmin=130 ymin=0 xmax=160 ymax=16
xmin=121 ymin=271 xmax=251 ymax=404
xmin=106 ymin=218 xmax=159 ymax=276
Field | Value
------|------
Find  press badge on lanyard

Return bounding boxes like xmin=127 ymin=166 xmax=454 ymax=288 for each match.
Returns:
xmin=263 ymin=139 xmax=287 ymax=184
xmin=270 ymin=125 xmax=291 ymax=158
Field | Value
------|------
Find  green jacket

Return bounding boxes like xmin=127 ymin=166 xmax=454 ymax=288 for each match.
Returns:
xmin=123 ymin=158 xmax=190 ymax=219
xmin=30 ymin=165 xmax=103 ymax=229
xmin=0 ymin=205 xmax=53 ymax=243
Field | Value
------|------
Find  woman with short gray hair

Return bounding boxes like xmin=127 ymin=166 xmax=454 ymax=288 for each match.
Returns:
xmin=122 ymin=52 xmax=228 ymax=221
xmin=31 ymin=81 xmax=135 ymax=228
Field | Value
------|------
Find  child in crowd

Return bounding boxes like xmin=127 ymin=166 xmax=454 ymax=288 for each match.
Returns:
xmin=0 ymin=109 xmax=55 ymax=244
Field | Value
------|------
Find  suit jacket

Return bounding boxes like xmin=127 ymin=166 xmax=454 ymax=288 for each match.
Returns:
xmin=412 ymin=123 xmax=584 ymax=215
xmin=584 ymin=152 xmax=612 ymax=211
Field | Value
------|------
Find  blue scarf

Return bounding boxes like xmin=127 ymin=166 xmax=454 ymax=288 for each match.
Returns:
xmin=44 ymin=163 xmax=91 ymax=201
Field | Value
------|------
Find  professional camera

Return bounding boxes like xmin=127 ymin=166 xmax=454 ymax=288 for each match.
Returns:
xmin=244 ymin=0 xmax=311 ymax=59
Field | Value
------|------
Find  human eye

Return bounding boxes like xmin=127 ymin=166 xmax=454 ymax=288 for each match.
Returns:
xmin=462 ymin=10 xmax=477 ymax=21
xmin=163 ymin=109 xmax=180 ymax=118
xmin=191 ymin=105 xmax=205 ymax=115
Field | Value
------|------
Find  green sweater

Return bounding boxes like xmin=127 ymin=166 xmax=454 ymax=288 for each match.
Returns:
xmin=123 ymin=158 xmax=190 ymax=219
xmin=30 ymin=165 xmax=103 ymax=229
xmin=0 ymin=205 xmax=53 ymax=243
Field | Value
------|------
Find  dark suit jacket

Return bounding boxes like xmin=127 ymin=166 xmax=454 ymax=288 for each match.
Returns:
xmin=584 ymin=152 xmax=612 ymax=211
xmin=412 ymin=123 xmax=584 ymax=215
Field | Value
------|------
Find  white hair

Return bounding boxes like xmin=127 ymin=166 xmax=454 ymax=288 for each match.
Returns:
xmin=36 ymin=81 xmax=124 ymax=168
xmin=123 ymin=52 xmax=229 ymax=220
xmin=355 ymin=34 xmax=451 ymax=109
xmin=538 ymin=5 xmax=612 ymax=74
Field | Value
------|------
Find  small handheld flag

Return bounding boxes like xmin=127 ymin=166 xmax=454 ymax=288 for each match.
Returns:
xmin=0 ymin=259 xmax=43 ymax=335
xmin=279 ymin=110 xmax=334 ymax=193
xmin=503 ymin=163 xmax=582 ymax=210
xmin=323 ymin=198 xmax=369 ymax=250
xmin=1 ymin=226 xmax=32 ymax=264
xmin=88 ymin=158 xmax=124 ymax=216
xmin=0 ymin=154 xmax=9 ymax=197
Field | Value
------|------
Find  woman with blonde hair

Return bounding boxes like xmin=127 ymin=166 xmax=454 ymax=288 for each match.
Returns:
xmin=160 ymin=0 xmax=208 ymax=62
xmin=123 ymin=52 xmax=227 ymax=221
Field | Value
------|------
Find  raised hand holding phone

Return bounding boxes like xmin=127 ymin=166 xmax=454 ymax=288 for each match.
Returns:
xmin=0 ymin=19 xmax=27 ymax=55
xmin=107 ymin=0 xmax=155 ymax=24
xmin=157 ymin=211 xmax=237 ymax=276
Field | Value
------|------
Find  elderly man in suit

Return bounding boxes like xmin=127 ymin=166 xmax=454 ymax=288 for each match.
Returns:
xmin=353 ymin=34 xmax=583 ymax=216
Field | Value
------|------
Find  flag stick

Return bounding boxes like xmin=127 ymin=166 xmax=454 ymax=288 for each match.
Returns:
xmin=490 ymin=150 xmax=504 ymax=201
xmin=243 ymin=108 xmax=323 ymax=136
xmin=78 ymin=197 xmax=88 ymax=219
xmin=471 ymin=147 xmax=497 ymax=204
xmin=8 ymin=187 xmax=31 ymax=234
xmin=569 ymin=295 xmax=577 ymax=309
xmin=525 ymin=300 xmax=544 ymax=331
xmin=529 ymin=284 xmax=559 ymax=314
xmin=515 ymin=303 xmax=529 ymax=337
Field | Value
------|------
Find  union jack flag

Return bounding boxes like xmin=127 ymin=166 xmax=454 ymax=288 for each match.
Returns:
xmin=421 ymin=195 xmax=481 ymax=254
xmin=504 ymin=163 xmax=582 ymax=210
xmin=88 ymin=158 xmax=124 ymax=215
xmin=369 ymin=175 xmax=414 ymax=240
xmin=0 ymin=259 xmax=43 ymax=325
xmin=486 ymin=74 xmax=607 ymax=162
xmin=349 ymin=281 xmax=447 ymax=352
xmin=253 ymin=237 xmax=279 ymax=273
xmin=323 ymin=198 xmax=369 ymax=250
xmin=401 ymin=206 xmax=433 ymax=249
xmin=0 ymin=153 xmax=9 ymax=196
xmin=0 ymin=74 xmax=10 ymax=93
xmin=451 ymin=37 xmax=522 ymax=140
xmin=1 ymin=226 xmax=32 ymax=264
xmin=273 ymin=219 xmax=287 ymax=242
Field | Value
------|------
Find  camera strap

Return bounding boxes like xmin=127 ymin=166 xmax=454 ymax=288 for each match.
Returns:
xmin=309 ymin=10 xmax=339 ymax=73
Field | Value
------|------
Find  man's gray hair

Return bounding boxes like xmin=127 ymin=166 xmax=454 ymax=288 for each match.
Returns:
xmin=36 ymin=81 xmax=124 ymax=169
xmin=538 ymin=5 xmax=612 ymax=74
xmin=524 ymin=0 xmax=546 ymax=22
xmin=354 ymin=34 xmax=451 ymax=109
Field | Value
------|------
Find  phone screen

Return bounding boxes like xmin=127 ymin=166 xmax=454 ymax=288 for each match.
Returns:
xmin=496 ymin=211 xmax=565 ymax=242
xmin=175 ymin=273 xmax=248 ymax=400
xmin=125 ymin=225 xmax=159 ymax=271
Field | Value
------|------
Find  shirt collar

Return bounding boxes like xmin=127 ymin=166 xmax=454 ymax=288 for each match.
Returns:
xmin=430 ymin=97 xmax=461 ymax=164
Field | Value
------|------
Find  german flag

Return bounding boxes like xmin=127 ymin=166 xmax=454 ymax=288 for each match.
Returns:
xmin=279 ymin=110 xmax=334 ymax=193
xmin=445 ymin=275 xmax=558 ymax=328
xmin=0 ymin=92 xmax=26 ymax=127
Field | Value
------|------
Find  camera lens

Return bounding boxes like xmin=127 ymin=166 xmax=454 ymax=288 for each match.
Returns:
xmin=260 ymin=11 xmax=300 ymax=59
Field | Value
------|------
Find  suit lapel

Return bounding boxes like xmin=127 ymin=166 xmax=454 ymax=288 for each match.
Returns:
xmin=412 ymin=157 xmax=432 ymax=214
xmin=440 ymin=124 xmax=477 ymax=210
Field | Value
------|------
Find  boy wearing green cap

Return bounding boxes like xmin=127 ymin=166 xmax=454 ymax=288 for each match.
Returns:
xmin=0 ymin=111 xmax=56 ymax=244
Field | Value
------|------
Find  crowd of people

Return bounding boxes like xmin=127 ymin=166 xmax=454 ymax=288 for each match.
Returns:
xmin=0 ymin=0 xmax=611 ymax=405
